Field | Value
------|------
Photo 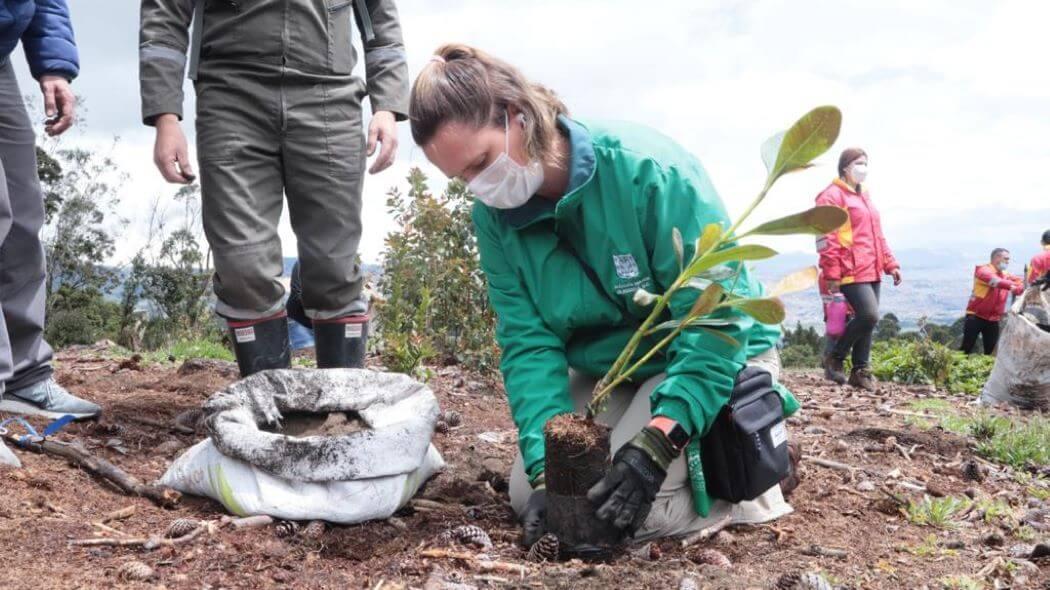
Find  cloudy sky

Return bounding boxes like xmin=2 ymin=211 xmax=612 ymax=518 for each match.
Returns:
xmin=10 ymin=0 xmax=1050 ymax=269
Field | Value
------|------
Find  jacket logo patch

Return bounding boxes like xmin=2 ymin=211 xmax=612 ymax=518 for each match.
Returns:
xmin=613 ymin=254 xmax=639 ymax=279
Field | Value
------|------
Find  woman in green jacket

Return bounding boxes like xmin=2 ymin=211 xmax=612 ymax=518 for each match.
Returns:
xmin=410 ymin=44 xmax=799 ymax=545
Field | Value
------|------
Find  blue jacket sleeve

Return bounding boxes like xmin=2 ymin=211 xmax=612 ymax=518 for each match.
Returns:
xmin=21 ymin=0 xmax=79 ymax=80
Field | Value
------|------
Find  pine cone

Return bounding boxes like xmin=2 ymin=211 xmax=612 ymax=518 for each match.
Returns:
xmin=689 ymin=548 xmax=731 ymax=568
xmin=527 ymin=533 xmax=559 ymax=562
xmin=443 ymin=410 xmax=463 ymax=428
xmin=301 ymin=520 xmax=326 ymax=539
xmin=165 ymin=518 xmax=200 ymax=538
xmin=445 ymin=525 xmax=492 ymax=549
xmin=435 ymin=420 xmax=450 ymax=434
xmin=117 ymin=561 xmax=154 ymax=581
xmin=775 ymin=572 xmax=833 ymax=590
xmin=962 ymin=460 xmax=985 ymax=482
xmin=275 ymin=520 xmax=301 ymax=538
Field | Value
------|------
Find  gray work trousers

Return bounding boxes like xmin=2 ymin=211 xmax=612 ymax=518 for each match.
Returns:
xmin=0 ymin=60 xmax=55 ymax=395
xmin=195 ymin=63 xmax=369 ymax=321
xmin=509 ymin=348 xmax=793 ymax=542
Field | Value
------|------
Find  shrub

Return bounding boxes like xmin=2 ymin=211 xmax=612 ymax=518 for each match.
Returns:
xmin=870 ymin=338 xmax=993 ymax=395
xmin=376 ymin=168 xmax=499 ymax=375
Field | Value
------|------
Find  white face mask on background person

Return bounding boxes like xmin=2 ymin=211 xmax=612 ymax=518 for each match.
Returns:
xmin=997 ymin=261 xmax=1009 ymax=272
xmin=467 ymin=111 xmax=545 ymax=209
xmin=849 ymin=163 xmax=868 ymax=184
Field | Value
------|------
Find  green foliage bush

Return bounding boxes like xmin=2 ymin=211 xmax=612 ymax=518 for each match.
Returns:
xmin=377 ymin=169 xmax=499 ymax=375
xmin=869 ymin=338 xmax=995 ymax=395
xmin=780 ymin=322 xmax=823 ymax=368
xmin=44 ymin=285 xmax=122 ymax=347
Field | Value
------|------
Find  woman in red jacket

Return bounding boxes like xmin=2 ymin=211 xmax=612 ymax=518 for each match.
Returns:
xmin=816 ymin=148 xmax=903 ymax=390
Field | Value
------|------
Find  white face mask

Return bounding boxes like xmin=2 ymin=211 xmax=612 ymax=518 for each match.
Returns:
xmin=849 ymin=163 xmax=868 ymax=184
xmin=467 ymin=112 xmax=545 ymax=209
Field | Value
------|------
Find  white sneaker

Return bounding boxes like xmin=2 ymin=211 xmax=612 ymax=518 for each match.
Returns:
xmin=0 ymin=378 xmax=101 ymax=420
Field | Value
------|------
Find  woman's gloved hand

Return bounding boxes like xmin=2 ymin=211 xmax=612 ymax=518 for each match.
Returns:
xmin=587 ymin=426 xmax=678 ymax=534
xmin=521 ymin=487 xmax=548 ymax=547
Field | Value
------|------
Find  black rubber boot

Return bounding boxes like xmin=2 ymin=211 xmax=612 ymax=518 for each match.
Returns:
xmin=313 ymin=315 xmax=369 ymax=369
xmin=228 ymin=314 xmax=292 ymax=377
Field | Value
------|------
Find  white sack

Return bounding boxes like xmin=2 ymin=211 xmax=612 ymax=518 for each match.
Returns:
xmin=981 ymin=288 xmax=1050 ymax=410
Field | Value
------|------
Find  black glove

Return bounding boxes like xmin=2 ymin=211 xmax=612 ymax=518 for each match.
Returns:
xmin=521 ymin=488 xmax=547 ymax=547
xmin=587 ymin=427 xmax=678 ymax=534
xmin=285 ymin=261 xmax=312 ymax=329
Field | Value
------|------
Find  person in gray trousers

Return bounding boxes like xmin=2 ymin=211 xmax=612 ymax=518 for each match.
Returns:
xmin=139 ymin=0 xmax=409 ymax=376
xmin=0 ymin=0 xmax=101 ymax=420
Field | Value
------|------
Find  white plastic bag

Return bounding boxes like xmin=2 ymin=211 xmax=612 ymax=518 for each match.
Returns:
xmin=159 ymin=368 xmax=445 ymax=523
xmin=159 ymin=439 xmax=444 ymax=523
xmin=981 ymin=288 xmax=1050 ymax=410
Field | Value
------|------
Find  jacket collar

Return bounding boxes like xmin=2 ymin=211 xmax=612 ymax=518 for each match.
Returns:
xmin=499 ymin=115 xmax=596 ymax=229
xmin=832 ymin=177 xmax=866 ymax=195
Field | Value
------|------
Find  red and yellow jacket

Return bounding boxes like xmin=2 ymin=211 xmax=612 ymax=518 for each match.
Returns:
xmin=815 ymin=179 xmax=899 ymax=285
xmin=1029 ymin=246 xmax=1050 ymax=284
xmin=966 ymin=264 xmax=1023 ymax=322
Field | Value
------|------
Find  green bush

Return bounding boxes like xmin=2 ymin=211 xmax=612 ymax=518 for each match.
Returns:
xmin=780 ymin=322 xmax=823 ymax=368
xmin=44 ymin=285 xmax=122 ymax=347
xmin=377 ymin=168 xmax=499 ymax=375
xmin=870 ymin=338 xmax=993 ymax=395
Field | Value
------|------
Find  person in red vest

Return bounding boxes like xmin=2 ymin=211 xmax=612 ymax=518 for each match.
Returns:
xmin=961 ymin=249 xmax=1024 ymax=355
xmin=816 ymin=148 xmax=902 ymax=391
xmin=1027 ymin=230 xmax=1050 ymax=287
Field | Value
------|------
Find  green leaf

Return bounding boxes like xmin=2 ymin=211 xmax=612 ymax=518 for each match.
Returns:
xmin=742 ymin=206 xmax=849 ymax=237
xmin=698 ymin=327 xmax=740 ymax=348
xmin=689 ymin=283 xmax=724 ymax=317
xmin=768 ymin=106 xmax=842 ymax=184
xmin=648 ymin=318 xmax=734 ymax=333
xmin=760 ymin=130 xmax=786 ymax=176
xmin=696 ymin=223 xmax=723 ymax=257
xmin=672 ymin=227 xmax=684 ymax=273
xmin=726 ymin=297 xmax=786 ymax=324
xmin=769 ymin=266 xmax=819 ymax=298
xmin=687 ymin=244 xmax=777 ymax=277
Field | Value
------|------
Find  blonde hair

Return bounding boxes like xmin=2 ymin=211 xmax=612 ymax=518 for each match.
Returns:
xmin=410 ymin=44 xmax=569 ymax=166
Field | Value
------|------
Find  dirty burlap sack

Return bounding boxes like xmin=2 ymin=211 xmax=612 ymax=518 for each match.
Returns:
xmin=981 ymin=287 xmax=1050 ymax=410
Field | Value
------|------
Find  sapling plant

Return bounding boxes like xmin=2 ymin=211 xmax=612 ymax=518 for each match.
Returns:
xmin=587 ymin=105 xmax=848 ymax=417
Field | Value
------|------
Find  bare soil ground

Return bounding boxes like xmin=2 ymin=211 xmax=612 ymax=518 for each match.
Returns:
xmin=0 ymin=344 xmax=1047 ymax=589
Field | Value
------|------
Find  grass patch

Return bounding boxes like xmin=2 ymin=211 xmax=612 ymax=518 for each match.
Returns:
xmin=939 ymin=575 xmax=984 ymax=590
xmin=905 ymin=496 xmax=971 ymax=528
xmin=901 ymin=534 xmax=958 ymax=558
xmin=143 ymin=338 xmax=234 ymax=364
xmin=974 ymin=415 xmax=1050 ymax=470
xmin=904 ymin=400 xmax=972 ymax=435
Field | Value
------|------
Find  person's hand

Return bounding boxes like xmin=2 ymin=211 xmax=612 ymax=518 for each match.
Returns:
xmin=153 ymin=114 xmax=196 ymax=184
xmin=367 ymin=110 xmax=398 ymax=174
xmin=890 ymin=268 xmax=903 ymax=286
xmin=587 ymin=427 xmax=676 ymax=535
xmin=827 ymin=280 xmax=840 ymax=294
xmin=521 ymin=487 xmax=547 ymax=547
xmin=40 ymin=75 xmax=76 ymax=136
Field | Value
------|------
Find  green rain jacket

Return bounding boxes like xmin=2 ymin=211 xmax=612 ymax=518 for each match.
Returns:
xmin=473 ymin=117 xmax=800 ymax=515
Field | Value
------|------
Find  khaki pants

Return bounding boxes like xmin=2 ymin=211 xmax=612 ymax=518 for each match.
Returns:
xmin=509 ymin=348 xmax=793 ymax=542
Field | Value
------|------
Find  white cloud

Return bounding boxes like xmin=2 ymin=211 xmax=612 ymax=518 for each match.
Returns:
xmin=10 ymin=0 xmax=1049 ymax=266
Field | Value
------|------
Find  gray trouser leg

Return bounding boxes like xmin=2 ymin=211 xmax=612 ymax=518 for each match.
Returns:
xmin=195 ymin=70 xmax=286 ymax=320
xmin=0 ymin=61 xmax=54 ymax=395
xmin=282 ymin=74 xmax=369 ymax=320
xmin=509 ymin=348 xmax=792 ymax=541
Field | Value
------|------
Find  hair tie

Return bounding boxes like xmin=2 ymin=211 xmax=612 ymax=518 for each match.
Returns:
xmin=429 ymin=55 xmax=446 ymax=64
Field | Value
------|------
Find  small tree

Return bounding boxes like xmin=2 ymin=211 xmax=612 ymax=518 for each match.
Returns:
xmin=40 ymin=146 xmax=128 ymax=316
xmin=377 ymin=168 xmax=499 ymax=374
xmin=876 ymin=312 xmax=902 ymax=341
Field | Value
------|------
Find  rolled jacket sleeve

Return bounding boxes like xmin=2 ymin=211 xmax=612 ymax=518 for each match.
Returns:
xmin=356 ymin=0 xmax=409 ymax=121
xmin=139 ymin=0 xmax=193 ymax=125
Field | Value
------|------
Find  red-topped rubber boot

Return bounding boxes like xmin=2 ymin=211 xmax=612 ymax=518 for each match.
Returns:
xmin=313 ymin=314 xmax=369 ymax=369
xmin=227 ymin=313 xmax=292 ymax=377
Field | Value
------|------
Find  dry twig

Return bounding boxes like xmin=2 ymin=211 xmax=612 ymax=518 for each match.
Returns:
xmin=680 ymin=515 xmax=732 ymax=547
